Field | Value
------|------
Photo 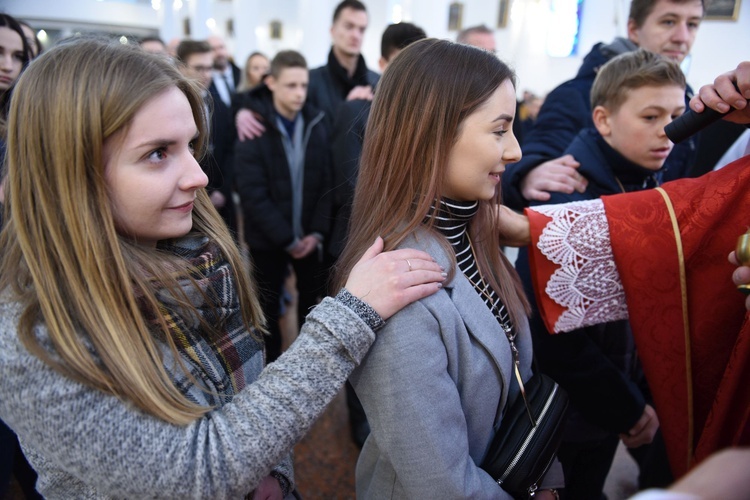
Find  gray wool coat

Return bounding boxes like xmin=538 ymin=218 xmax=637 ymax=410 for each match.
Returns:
xmin=351 ymin=230 xmax=564 ymax=499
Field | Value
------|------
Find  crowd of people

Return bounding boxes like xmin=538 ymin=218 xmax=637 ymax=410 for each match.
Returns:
xmin=0 ymin=0 xmax=748 ymax=498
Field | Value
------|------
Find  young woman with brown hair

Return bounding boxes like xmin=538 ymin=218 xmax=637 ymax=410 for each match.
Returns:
xmin=334 ymin=38 xmax=563 ymax=499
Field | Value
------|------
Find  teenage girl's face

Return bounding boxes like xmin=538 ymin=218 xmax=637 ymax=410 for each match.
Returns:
xmin=0 ymin=26 xmax=25 ymax=92
xmin=443 ymin=79 xmax=521 ymax=202
xmin=104 ymin=86 xmax=208 ymax=246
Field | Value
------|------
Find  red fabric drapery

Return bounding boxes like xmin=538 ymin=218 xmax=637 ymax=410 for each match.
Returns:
xmin=528 ymin=157 xmax=750 ymax=478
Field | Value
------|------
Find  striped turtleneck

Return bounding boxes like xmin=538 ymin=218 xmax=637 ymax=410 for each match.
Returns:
xmin=426 ymin=198 xmax=514 ymax=335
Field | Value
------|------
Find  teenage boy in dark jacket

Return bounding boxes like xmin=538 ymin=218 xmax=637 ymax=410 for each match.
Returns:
xmin=233 ymin=50 xmax=332 ymax=363
xmin=517 ymin=50 xmax=687 ymax=499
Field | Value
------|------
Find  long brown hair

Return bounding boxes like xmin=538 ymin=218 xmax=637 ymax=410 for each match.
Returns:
xmin=0 ymin=38 xmax=264 ymax=425
xmin=335 ymin=38 xmax=529 ymax=326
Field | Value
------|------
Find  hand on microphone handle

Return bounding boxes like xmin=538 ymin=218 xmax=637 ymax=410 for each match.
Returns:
xmin=665 ymin=83 xmax=746 ymax=143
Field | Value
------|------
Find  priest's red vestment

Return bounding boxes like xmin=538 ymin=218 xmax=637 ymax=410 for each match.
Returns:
xmin=527 ymin=156 xmax=750 ymax=478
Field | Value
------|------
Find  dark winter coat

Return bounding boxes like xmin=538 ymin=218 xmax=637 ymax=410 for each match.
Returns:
xmin=307 ymin=48 xmax=379 ymax=131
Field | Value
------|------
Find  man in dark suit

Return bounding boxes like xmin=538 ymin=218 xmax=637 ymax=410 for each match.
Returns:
xmin=176 ymin=40 xmax=237 ymax=234
xmin=208 ymin=35 xmax=241 ymax=102
xmin=207 ymin=35 xmax=240 ymax=234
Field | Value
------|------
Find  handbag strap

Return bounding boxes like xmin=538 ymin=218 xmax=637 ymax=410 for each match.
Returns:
xmin=513 ymin=359 xmax=537 ymax=427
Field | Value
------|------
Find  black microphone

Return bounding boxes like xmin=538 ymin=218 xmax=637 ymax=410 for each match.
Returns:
xmin=665 ymin=106 xmax=727 ymax=144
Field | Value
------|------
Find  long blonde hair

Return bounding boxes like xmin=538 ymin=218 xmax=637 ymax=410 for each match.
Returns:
xmin=0 ymin=38 xmax=264 ymax=425
xmin=335 ymin=39 xmax=529 ymax=326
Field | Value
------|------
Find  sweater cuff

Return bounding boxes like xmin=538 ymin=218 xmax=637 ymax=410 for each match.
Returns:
xmin=335 ymin=288 xmax=385 ymax=332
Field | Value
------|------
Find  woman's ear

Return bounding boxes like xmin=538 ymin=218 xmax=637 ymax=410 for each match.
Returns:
xmin=592 ymin=105 xmax=612 ymax=137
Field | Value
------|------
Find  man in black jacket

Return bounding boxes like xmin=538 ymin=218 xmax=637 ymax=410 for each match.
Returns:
xmin=207 ymin=35 xmax=241 ymax=234
xmin=233 ymin=51 xmax=331 ymax=363
xmin=517 ymin=50 xmax=687 ymax=499
xmin=306 ymin=0 xmax=379 ymax=132
xmin=208 ymin=34 xmax=241 ymax=98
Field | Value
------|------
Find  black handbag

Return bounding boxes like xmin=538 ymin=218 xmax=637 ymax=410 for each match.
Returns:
xmin=480 ymin=372 xmax=569 ymax=499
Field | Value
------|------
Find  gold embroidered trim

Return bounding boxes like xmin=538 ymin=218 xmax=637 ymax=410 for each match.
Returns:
xmin=655 ymin=187 xmax=694 ymax=469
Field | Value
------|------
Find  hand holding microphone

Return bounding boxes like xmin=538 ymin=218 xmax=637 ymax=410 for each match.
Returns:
xmin=666 ymin=61 xmax=750 ymax=143
xmin=665 ymin=105 xmax=728 ymax=143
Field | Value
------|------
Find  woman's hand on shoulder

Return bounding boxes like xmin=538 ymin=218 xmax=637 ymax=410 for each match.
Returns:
xmin=345 ymin=237 xmax=446 ymax=320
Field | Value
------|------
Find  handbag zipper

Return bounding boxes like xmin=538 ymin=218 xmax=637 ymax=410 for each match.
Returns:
xmin=497 ymin=384 xmax=560 ymax=485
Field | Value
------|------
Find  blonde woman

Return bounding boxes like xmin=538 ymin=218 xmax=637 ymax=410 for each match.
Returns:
xmin=238 ymin=51 xmax=270 ymax=91
xmin=0 ymin=38 xmax=445 ymax=499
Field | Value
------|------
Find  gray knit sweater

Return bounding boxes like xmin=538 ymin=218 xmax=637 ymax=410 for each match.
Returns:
xmin=0 ymin=295 xmax=377 ymax=499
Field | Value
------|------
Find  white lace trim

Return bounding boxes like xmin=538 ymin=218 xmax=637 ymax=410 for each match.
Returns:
xmin=533 ymin=200 xmax=629 ymax=333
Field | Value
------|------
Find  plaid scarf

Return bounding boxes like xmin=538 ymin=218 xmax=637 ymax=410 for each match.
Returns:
xmin=151 ymin=235 xmax=264 ymax=407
